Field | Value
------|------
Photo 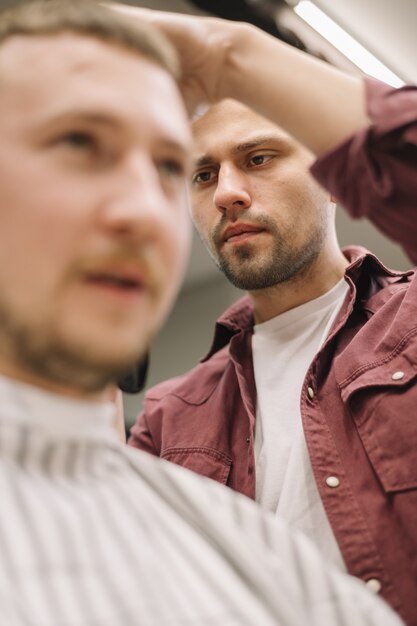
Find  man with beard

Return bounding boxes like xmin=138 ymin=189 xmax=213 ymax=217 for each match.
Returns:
xmin=124 ymin=6 xmax=417 ymax=626
xmin=0 ymin=1 xmax=404 ymax=625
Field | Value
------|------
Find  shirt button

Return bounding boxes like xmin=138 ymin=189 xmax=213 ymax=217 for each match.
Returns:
xmin=307 ymin=386 xmax=314 ymax=399
xmin=325 ymin=476 xmax=340 ymax=488
xmin=365 ymin=578 xmax=382 ymax=594
xmin=246 ymin=437 xmax=250 ymax=443
xmin=391 ymin=371 xmax=404 ymax=381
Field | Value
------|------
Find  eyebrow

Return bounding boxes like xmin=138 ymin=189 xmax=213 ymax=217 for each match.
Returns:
xmin=193 ymin=134 xmax=290 ymax=169
xmin=45 ymin=110 xmax=190 ymax=155
xmin=49 ymin=110 xmax=121 ymax=128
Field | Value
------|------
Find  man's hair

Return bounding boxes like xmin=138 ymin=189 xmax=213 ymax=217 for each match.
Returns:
xmin=0 ymin=0 xmax=180 ymax=79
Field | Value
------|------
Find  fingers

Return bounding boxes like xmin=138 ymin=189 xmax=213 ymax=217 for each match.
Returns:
xmin=108 ymin=4 xmax=230 ymax=113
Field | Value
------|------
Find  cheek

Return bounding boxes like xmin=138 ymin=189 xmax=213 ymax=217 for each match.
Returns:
xmin=190 ymin=197 xmax=213 ymax=241
xmin=270 ymin=169 xmax=327 ymax=220
xmin=283 ymin=162 xmax=328 ymax=204
xmin=0 ymin=197 xmax=64 ymax=291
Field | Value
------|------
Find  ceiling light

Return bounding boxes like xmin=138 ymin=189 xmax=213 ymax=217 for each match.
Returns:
xmin=293 ymin=1 xmax=404 ymax=87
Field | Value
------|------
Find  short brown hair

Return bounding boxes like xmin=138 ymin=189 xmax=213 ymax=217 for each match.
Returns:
xmin=0 ymin=0 xmax=180 ymax=79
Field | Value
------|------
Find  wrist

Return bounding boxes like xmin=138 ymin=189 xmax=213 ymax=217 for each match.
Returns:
xmin=217 ymin=22 xmax=277 ymax=104
xmin=212 ymin=21 xmax=253 ymax=102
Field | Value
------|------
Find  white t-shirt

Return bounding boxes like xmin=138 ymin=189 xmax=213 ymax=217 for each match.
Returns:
xmin=253 ymin=278 xmax=349 ymax=570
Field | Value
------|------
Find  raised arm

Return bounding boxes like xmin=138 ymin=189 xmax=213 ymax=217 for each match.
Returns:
xmin=111 ymin=5 xmax=368 ymax=157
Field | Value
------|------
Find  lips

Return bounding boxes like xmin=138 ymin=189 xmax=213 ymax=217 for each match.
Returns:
xmin=83 ymin=266 xmax=145 ymax=293
xmin=221 ymin=223 xmax=265 ymax=243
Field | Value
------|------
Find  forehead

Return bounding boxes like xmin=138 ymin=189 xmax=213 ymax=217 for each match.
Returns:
xmin=191 ymin=99 xmax=295 ymax=159
xmin=0 ymin=33 xmax=191 ymax=147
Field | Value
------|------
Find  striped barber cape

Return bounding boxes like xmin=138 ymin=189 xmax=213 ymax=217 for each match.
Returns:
xmin=0 ymin=376 xmax=404 ymax=626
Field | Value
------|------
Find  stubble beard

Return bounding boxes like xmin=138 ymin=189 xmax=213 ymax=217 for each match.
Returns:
xmin=209 ymin=214 xmax=327 ymax=291
xmin=0 ymin=303 xmax=143 ymax=394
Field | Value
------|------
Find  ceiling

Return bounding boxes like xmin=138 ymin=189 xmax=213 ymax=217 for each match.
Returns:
xmin=310 ymin=0 xmax=417 ymax=83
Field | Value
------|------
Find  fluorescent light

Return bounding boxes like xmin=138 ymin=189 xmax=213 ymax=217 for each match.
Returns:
xmin=294 ymin=1 xmax=405 ymax=87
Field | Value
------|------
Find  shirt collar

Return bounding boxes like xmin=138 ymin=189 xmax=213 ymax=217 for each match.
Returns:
xmin=202 ymin=246 xmax=413 ymax=361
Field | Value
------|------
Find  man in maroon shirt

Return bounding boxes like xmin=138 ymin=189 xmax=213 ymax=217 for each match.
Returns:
xmin=120 ymin=7 xmax=417 ymax=625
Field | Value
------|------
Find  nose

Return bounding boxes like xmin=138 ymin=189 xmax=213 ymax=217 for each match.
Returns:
xmin=100 ymin=154 xmax=178 ymax=242
xmin=213 ymin=165 xmax=251 ymax=218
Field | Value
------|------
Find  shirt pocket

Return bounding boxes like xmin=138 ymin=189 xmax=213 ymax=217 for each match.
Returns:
xmin=339 ymin=348 xmax=417 ymax=493
xmin=161 ymin=447 xmax=233 ymax=485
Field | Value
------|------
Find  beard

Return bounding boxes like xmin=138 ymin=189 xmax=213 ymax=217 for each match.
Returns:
xmin=208 ymin=212 xmax=327 ymax=291
xmin=0 ymin=304 xmax=143 ymax=394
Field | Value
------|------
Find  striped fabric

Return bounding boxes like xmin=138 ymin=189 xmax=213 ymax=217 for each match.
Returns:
xmin=0 ymin=378 xmax=403 ymax=626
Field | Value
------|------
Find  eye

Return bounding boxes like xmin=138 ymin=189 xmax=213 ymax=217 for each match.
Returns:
xmin=247 ymin=154 xmax=274 ymax=167
xmin=60 ymin=131 xmax=97 ymax=150
xmin=53 ymin=130 xmax=116 ymax=168
xmin=192 ymin=170 xmax=216 ymax=185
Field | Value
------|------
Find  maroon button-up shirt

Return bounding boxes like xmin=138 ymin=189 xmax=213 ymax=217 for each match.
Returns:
xmin=129 ymin=79 xmax=417 ymax=626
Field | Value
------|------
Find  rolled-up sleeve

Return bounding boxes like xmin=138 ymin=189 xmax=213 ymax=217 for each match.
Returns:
xmin=311 ymin=78 xmax=417 ymax=264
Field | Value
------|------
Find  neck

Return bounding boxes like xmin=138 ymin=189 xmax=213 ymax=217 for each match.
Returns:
xmin=250 ymin=247 xmax=348 ymax=324
xmin=0 ymin=361 xmax=112 ymax=404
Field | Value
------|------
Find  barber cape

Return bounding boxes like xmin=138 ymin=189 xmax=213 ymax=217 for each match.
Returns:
xmin=0 ymin=376 xmax=403 ymax=626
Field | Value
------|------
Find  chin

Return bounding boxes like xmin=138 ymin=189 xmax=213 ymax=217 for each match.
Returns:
xmin=57 ymin=330 xmax=147 ymax=377
xmin=72 ymin=319 xmax=151 ymax=352
xmin=89 ymin=340 xmax=147 ymax=369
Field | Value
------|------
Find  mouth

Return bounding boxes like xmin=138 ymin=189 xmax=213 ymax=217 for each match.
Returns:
xmin=83 ymin=267 xmax=146 ymax=300
xmin=221 ymin=223 xmax=265 ymax=245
